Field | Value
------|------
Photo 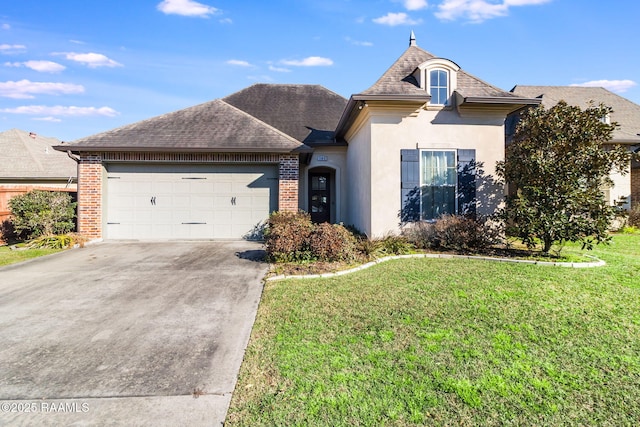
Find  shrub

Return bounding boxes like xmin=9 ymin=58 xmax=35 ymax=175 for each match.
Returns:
xmin=308 ymin=223 xmax=357 ymax=262
xmin=27 ymin=233 xmax=88 ymax=249
xmin=264 ymin=211 xmax=314 ymax=262
xmin=404 ymin=215 xmax=503 ymax=253
xmin=8 ymin=190 xmax=76 ymax=240
xmin=378 ymin=234 xmax=413 ymax=255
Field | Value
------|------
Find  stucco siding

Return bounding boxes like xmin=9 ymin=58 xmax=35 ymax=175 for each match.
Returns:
xmin=346 ymin=122 xmax=372 ymax=235
xmin=368 ymin=106 xmax=507 ymax=237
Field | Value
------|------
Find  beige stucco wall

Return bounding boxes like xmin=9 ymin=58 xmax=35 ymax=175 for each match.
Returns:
xmin=345 ymin=103 xmax=507 ymax=238
xmin=345 ymin=116 xmax=373 ymax=235
xmin=299 ymin=146 xmax=348 ymax=223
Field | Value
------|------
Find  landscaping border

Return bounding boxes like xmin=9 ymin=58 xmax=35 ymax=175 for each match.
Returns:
xmin=266 ymin=253 xmax=606 ymax=281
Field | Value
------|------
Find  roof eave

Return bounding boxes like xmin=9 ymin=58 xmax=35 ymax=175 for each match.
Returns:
xmin=54 ymin=145 xmax=309 ymax=154
xmin=336 ymin=93 xmax=431 ymax=138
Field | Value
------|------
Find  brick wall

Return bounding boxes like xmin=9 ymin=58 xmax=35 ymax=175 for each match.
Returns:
xmin=278 ymin=154 xmax=299 ymax=212
xmin=77 ymin=153 xmax=102 ymax=239
xmin=632 ymin=167 xmax=640 ymax=209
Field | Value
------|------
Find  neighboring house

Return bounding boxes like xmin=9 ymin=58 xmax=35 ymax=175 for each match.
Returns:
xmin=0 ymin=128 xmax=77 ymax=223
xmin=509 ymin=86 xmax=640 ymax=210
xmin=55 ymin=34 xmax=539 ymax=240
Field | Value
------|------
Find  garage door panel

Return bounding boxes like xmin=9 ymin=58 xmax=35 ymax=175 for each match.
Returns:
xmin=106 ymin=164 xmax=278 ymax=239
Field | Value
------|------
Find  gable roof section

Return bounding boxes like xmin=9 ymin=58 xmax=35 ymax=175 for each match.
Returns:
xmin=0 ymin=129 xmax=76 ymax=180
xmin=336 ymin=41 xmax=540 ymax=136
xmin=57 ymin=99 xmax=309 ymax=153
xmin=511 ymin=85 xmax=640 ymax=143
xmin=223 ymin=84 xmax=347 ymax=145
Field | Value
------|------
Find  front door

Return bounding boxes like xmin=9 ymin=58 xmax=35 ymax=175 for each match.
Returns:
xmin=309 ymin=173 xmax=330 ymax=223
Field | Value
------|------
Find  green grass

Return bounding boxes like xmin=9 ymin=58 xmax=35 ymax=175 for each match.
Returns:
xmin=227 ymin=234 xmax=640 ymax=426
xmin=0 ymin=245 xmax=64 ymax=267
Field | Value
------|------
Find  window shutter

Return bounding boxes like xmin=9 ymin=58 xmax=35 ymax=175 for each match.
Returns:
xmin=457 ymin=149 xmax=476 ymax=217
xmin=400 ymin=149 xmax=420 ymax=222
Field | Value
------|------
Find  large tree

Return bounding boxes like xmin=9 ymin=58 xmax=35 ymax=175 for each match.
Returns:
xmin=496 ymin=101 xmax=632 ymax=253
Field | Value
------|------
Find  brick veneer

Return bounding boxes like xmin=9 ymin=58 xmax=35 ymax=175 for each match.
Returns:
xmin=631 ymin=167 xmax=640 ymax=209
xmin=74 ymin=152 xmax=300 ymax=239
xmin=77 ymin=153 xmax=103 ymax=240
xmin=278 ymin=154 xmax=299 ymax=212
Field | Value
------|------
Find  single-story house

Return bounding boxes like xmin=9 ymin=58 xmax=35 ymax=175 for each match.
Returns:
xmin=1 ymin=128 xmax=77 ymax=223
xmin=508 ymin=85 xmax=640 ymax=209
xmin=56 ymin=33 xmax=541 ymax=240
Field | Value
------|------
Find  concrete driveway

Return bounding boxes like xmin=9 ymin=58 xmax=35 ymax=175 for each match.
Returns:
xmin=0 ymin=241 xmax=268 ymax=426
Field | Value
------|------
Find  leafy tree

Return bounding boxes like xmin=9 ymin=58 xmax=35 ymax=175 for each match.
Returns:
xmin=496 ymin=101 xmax=632 ymax=253
xmin=8 ymin=190 xmax=77 ymax=240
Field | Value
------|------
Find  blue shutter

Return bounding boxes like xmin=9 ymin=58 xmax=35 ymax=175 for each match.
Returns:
xmin=400 ymin=149 xmax=420 ymax=222
xmin=457 ymin=149 xmax=476 ymax=218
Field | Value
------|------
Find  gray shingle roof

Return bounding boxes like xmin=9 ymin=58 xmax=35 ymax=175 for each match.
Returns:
xmin=223 ymin=84 xmax=347 ymax=144
xmin=58 ymin=98 xmax=309 ymax=153
xmin=0 ymin=129 xmax=76 ymax=180
xmin=359 ymin=44 xmax=519 ymax=99
xmin=511 ymin=85 xmax=640 ymax=143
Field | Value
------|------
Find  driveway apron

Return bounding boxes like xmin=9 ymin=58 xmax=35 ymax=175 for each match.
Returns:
xmin=0 ymin=241 xmax=268 ymax=426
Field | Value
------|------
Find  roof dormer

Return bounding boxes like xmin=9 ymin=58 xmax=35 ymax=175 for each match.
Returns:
xmin=412 ymin=58 xmax=460 ymax=106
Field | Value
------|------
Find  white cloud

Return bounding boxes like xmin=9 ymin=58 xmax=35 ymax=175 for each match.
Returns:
xmin=34 ymin=116 xmax=62 ymax=122
xmin=404 ymin=0 xmax=429 ymax=10
xmin=0 ymin=105 xmax=119 ymax=117
xmin=435 ymin=0 xmax=552 ymax=23
xmin=345 ymin=37 xmax=374 ymax=47
xmin=157 ymin=0 xmax=219 ymax=17
xmin=5 ymin=60 xmax=66 ymax=73
xmin=269 ymin=65 xmax=291 ymax=73
xmin=373 ymin=12 xmax=422 ymax=26
xmin=570 ymin=80 xmax=638 ymax=94
xmin=0 ymin=80 xmax=84 ymax=99
xmin=60 ymin=52 xmax=122 ymax=68
xmin=226 ymin=59 xmax=252 ymax=67
xmin=0 ymin=44 xmax=27 ymax=54
xmin=281 ymin=56 xmax=334 ymax=67
xmin=219 ymin=18 xmax=233 ymax=24
xmin=2 ymin=24 xmax=10 ymax=30
xmin=247 ymin=75 xmax=274 ymax=82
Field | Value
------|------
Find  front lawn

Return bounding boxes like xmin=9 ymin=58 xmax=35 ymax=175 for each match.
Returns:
xmin=227 ymin=234 xmax=640 ymax=426
xmin=0 ymin=245 xmax=64 ymax=267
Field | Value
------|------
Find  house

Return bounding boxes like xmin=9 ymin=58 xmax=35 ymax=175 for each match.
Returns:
xmin=55 ymin=33 xmax=540 ymax=241
xmin=0 ymin=128 xmax=77 ymax=224
xmin=509 ymin=86 xmax=640 ymax=209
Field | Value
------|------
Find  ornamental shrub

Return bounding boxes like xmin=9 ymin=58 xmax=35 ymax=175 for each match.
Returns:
xmin=307 ymin=223 xmax=357 ymax=262
xmin=264 ymin=211 xmax=314 ymax=262
xmin=8 ymin=190 xmax=77 ymax=240
xmin=404 ymin=215 xmax=502 ymax=252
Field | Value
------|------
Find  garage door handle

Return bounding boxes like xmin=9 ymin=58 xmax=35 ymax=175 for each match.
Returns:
xmin=182 ymin=222 xmax=206 ymax=225
xmin=231 ymin=197 xmax=236 ymax=205
xmin=150 ymin=196 xmax=156 ymax=205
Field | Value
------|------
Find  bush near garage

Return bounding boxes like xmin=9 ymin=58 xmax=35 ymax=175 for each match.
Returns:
xmin=264 ymin=211 xmax=358 ymax=263
xmin=8 ymin=190 xmax=76 ymax=240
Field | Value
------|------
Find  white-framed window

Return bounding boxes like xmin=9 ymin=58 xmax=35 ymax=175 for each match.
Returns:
xmin=420 ymin=149 xmax=457 ymax=220
xmin=429 ymin=69 xmax=449 ymax=105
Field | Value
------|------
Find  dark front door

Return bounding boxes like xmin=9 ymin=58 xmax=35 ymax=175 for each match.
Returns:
xmin=309 ymin=173 xmax=330 ymax=223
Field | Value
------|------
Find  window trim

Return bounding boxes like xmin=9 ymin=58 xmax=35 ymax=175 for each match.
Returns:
xmin=413 ymin=58 xmax=460 ymax=107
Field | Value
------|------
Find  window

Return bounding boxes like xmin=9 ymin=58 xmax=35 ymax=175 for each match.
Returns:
xmin=400 ymin=148 xmax=475 ymax=223
xmin=420 ymin=150 xmax=457 ymax=220
xmin=429 ymin=69 xmax=449 ymax=105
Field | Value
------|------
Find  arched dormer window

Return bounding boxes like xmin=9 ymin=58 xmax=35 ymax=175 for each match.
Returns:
xmin=429 ymin=69 xmax=449 ymax=105
xmin=413 ymin=58 xmax=460 ymax=106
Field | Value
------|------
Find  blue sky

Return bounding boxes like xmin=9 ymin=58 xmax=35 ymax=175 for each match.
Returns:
xmin=1 ymin=0 xmax=639 ymax=141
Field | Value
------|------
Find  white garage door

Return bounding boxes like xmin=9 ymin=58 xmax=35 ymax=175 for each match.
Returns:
xmin=105 ymin=164 xmax=278 ymax=239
